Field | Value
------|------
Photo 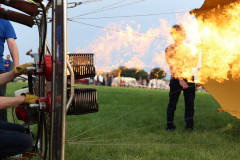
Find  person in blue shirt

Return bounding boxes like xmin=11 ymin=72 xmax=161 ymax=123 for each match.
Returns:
xmin=4 ymin=55 xmax=12 ymax=72
xmin=0 ymin=3 xmax=20 ymax=122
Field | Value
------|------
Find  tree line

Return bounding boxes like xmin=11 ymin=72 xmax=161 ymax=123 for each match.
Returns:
xmin=111 ymin=66 xmax=166 ymax=80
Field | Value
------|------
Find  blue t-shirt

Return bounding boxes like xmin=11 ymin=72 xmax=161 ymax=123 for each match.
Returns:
xmin=4 ymin=59 xmax=12 ymax=72
xmin=0 ymin=18 xmax=17 ymax=71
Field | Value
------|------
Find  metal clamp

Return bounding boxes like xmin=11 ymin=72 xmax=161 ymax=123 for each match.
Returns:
xmin=67 ymin=2 xmax=82 ymax=8
xmin=66 ymin=59 xmax=75 ymax=112
xmin=29 ymin=99 xmax=46 ymax=109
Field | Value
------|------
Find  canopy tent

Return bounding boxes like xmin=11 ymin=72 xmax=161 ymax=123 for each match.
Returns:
xmin=190 ymin=0 xmax=240 ymax=119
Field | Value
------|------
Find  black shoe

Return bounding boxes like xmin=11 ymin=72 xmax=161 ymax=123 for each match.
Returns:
xmin=166 ymin=125 xmax=176 ymax=131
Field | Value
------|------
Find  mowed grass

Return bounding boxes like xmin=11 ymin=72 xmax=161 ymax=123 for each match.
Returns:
xmin=6 ymin=82 xmax=240 ymax=160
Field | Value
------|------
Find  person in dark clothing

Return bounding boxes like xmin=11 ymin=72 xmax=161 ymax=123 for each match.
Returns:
xmin=165 ymin=24 xmax=199 ymax=131
xmin=0 ymin=63 xmax=39 ymax=159
xmin=0 ymin=122 xmax=32 ymax=159
xmin=146 ymin=75 xmax=150 ymax=86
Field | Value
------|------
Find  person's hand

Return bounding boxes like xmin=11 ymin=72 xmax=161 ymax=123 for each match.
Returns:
xmin=15 ymin=63 xmax=34 ymax=76
xmin=179 ymin=79 xmax=188 ymax=89
xmin=22 ymin=93 xmax=40 ymax=104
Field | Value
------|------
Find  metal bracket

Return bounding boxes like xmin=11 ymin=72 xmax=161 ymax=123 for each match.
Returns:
xmin=66 ymin=59 xmax=75 ymax=112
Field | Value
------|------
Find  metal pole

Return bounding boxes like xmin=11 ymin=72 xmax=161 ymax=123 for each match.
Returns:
xmin=50 ymin=0 xmax=68 ymax=159
xmin=49 ymin=0 xmax=56 ymax=158
xmin=61 ymin=0 xmax=68 ymax=158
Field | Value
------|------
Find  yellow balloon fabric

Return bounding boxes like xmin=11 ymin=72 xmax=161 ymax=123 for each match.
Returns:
xmin=203 ymin=78 xmax=240 ymax=119
xmin=190 ymin=0 xmax=240 ymax=119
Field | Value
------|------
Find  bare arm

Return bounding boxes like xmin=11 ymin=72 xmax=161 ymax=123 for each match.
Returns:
xmin=7 ymin=38 xmax=19 ymax=68
xmin=0 ymin=70 xmax=16 ymax=85
xmin=0 ymin=96 xmax=25 ymax=109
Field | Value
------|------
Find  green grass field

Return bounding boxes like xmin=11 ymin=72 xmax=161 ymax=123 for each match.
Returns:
xmin=6 ymin=82 xmax=240 ymax=160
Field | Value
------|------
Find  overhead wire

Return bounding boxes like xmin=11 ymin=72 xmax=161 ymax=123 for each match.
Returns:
xmin=68 ymin=0 xmax=103 ymax=4
xmin=82 ymin=0 xmax=146 ymax=16
xmin=82 ymin=0 xmax=103 ymax=4
xmin=68 ymin=0 xmax=104 ymax=8
xmin=68 ymin=20 xmax=171 ymax=41
xmin=69 ymin=0 xmax=127 ymax=18
xmin=69 ymin=0 xmax=146 ymax=19
xmin=69 ymin=11 xmax=186 ymax=20
xmin=68 ymin=1 xmax=189 ymax=42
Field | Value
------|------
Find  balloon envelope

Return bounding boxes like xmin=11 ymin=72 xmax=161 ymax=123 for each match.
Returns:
xmin=191 ymin=0 xmax=240 ymax=119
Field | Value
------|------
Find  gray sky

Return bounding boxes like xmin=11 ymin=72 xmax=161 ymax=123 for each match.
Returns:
xmin=3 ymin=0 xmax=205 ymax=74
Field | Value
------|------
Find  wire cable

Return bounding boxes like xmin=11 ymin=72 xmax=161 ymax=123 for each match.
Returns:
xmin=69 ymin=11 xmax=186 ymax=20
xmin=82 ymin=0 xmax=103 ymax=4
xmin=70 ymin=0 xmax=127 ymax=18
xmin=68 ymin=0 xmax=103 ymax=8
xmin=68 ymin=128 xmax=240 ymax=143
xmin=69 ymin=20 xmax=170 ymax=41
xmin=67 ymin=141 xmax=240 ymax=147
xmin=68 ymin=0 xmax=103 ymax=4
xmin=84 ymin=0 xmax=146 ymax=16
xmin=68 ymin=85 xmax=195 ymax=141
xmin=67 ymin=117 xmax=192 ymax=141
xmin=69 ymin=0 xmax=145 ymax=19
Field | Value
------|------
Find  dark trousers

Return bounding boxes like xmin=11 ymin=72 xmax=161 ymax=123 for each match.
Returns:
xmin=167 ymin=78 xmax=195 ymax=128
xmin=0 ymin=122 xmax=32 ymax=159
xmin=0 ymin=70 xmax=7 ymax=122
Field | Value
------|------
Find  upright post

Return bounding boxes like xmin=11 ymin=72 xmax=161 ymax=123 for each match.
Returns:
xmin=50 ymin=0 xmax=68 ymax=159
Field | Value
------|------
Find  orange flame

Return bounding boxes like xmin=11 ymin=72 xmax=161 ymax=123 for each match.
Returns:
xmin=161 ymin=2 xmax=240 ymax=83
xmin=193 ymin=2 xmax=240 ymax=83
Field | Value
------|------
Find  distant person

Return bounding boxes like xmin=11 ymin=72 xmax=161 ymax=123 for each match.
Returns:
xmin=0 ymin=3 xmax=20 ymax=122
xmin=139 ymin=77 xmax=143 ymax=86
xmin=4 ymin=55 xmax=12 ymax=72
xmin=97 ymin=74 xmax=100 ymax=85
xmin=165 ymin=24 xmax=199 ymax=131
xmin=107 ymin=74 xmax=112 ymax=86
xmin=146 ymin=75 xmax=150 ymax=86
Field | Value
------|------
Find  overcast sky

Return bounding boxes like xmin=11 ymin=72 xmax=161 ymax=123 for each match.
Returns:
xmin=3 ymin=0 xmax=205 ymax=74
